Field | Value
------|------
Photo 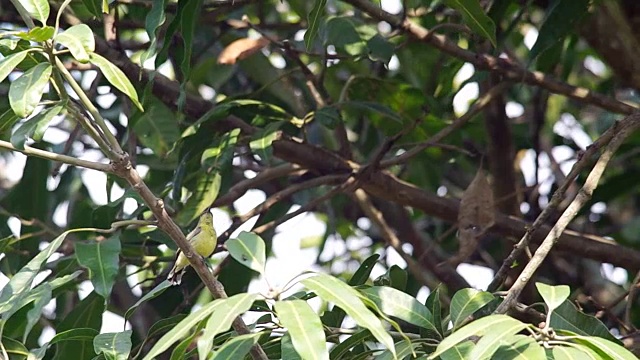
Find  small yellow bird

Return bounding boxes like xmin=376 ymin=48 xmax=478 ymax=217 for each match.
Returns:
xmin=167 ymin=212 xmax=217 ymax=285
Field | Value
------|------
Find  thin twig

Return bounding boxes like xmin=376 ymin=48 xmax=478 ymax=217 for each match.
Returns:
xmin=381 ymin=82 xmax=512 ymax=168
xmin=0 ymin=140 xmax=113 ymax=173
xmin=353 ymin=188 xmax=440 ymax=289
xmin=495 ymin=113 xmax=640 ymax=314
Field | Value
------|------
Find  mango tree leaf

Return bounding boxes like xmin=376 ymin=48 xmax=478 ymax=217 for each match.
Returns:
xmin=176 ymin=171 xmax=221 ymax=226
xmin=75 ymin=236 xmax=121 ymax=299
xmin=549 ymin=300 xmax=618 ymax=343
xmin=211 ymin=332 xmax=262 ymax=360
xmin=443 ymin=0 xmax=496 ymax=47
xmin=132 ymin=98 xmax=180 ymax=158
xmin=425 ymin=286 xmax=444 ymax=337
xmin=469 ymin=327 xmax=533 ymax=360
xmin=22 ymin=283 xmax=51 ymax=342
xmin=450 ymin=288 xmax=495 ymax=330
xmin=492 ymin=335 xmax=545 ymax=359
xmin=55 ymin=24 xmax=95 ymax=63
xmin=427 ymin=315 xmax=526 ymax=359
xmin=81 ymin=0 xmax=102 ymax=17
xmin=529 ymin=0 xmax=590 ymax=61
xmin=340 ymin=101 xmax=404 ymax=123
xmin=328 ymin=329 xmax=371 ymax=359
xmin=89 ymin=53 xmax=143 ymax=111
xmin=140 ymin=0 xmax=169 ymax=64
xmin=124 ymin=280 xmax=172 ymax=321
xmin=301 ymin=273 xmax=396 ymax=358
xmin=0 ymin=51 xmax=29 ymax=83
xmin=15 ymin=26 xmax=55 ymax=42
xmin=377 ymin=339 xmax=416 ymax=360
xmin=0 ymin=228 xmax=70 ymax=313
xmin=550 ymin=345 xmax=600 ymax=360
xmin=20 ymin=0 xmax=50 ymax=25
xmin=360 ymin=286 xmax=438 ymax=335
xmin=274 ymin=300 xmax=329 ymax=360
xmin=1 ymin=337 xmax=28 ymax=360
xmin=93 ymin=331 xmax=132 ymax=360
xmin=572 ymin=335 xmax=636 ymax=360
xmin=53 ymin=292 xmax=104 ymax=360
xmin=440 ymin=341 xmax=474 ymax=360
xmin=536 ymin=283 xmax=570 ymax=314
xmin=304 ymin=0 xmax=327 ymax=50
xmin=226 ymin=232 xmax=266 ymax=275
xmin=197 ymin=293 xmax=257 ymax=360
xmin=8 ymin=62 xmax=52 ymax=118
xmin=280 ymin=332 xmax=303 ymax=360
xmin=11 ymin=103 xmax=64 ymax=149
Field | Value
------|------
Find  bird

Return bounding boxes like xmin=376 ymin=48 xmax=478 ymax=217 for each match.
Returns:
xmin=167 ymin=211 xmax=217 ymax=285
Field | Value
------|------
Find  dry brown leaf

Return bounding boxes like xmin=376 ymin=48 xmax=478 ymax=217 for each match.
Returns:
xmin=450 ymin=168 xmax=495 ymax=265
xmin=217 ymin=37 xmax=270 ymax=65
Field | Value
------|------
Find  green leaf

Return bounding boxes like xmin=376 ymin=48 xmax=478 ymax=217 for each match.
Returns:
xmin=340 ymin=101 xmax=404 ymax=123
xmin=15 ymin=26 xmax=55 ymax=42
xmin=440 ymin=341 xmax=474 ymax=360
xmin=89 ymin=53 xmax=143 ymax=111
xmin=81 ymin=0 xmax=103 ymax=17
xmin=124 ymin=280 xmax=172 ymax=321
xmin=450 ymin=288 xmax=495 ymax=330
xmin=55 ymin=24 xmax=95 ymax=63
xmin=10 ymin=103 xmax=64 ymax=149
xmin=536 ymin=283 xmax=570 ymax=314
xmin=360 ymin=286 xmax=438 ymax=334
xmin=0 ymin=51 xmax=29 ymax=83
xmin=549 ymin=300 xmax=619 ymax=343
xmin=492 ymin=335 xmax=545 ymax=359
xmin=529 ymin=0 xmax=590 ymax=61
xmin=226 ymin=231 xmax=266 ymax=275
xmin=304 ymin=0 xmax=327 ymax=50
xmin=314 ymin=106 xmax=341 ymax=129
xmin=281 ymin=332 xmax=303 ymax=360
xmin=427 ymin=315 xmax=526 ymax=359
xmin=8 ymin=62 xmax=52 ymax=118
xmin=75 ymin=236 xmax=121 ymax=299
xmin=140 ymin=0 xmax=169 ymax=64
xmin=211 ymin=332 xmax=262 ymax=360
xmin=377 ymin=339 xmax=416 ymax=360
xmin=349 ymin=254 xmax=380 ymax=286
xmin=425 ymin=286 xmax=444 ymax=337
xmin=0 ymin=228 xmax=70 ymax=313
xmin=367 ymin=34 xmax=395 ymax=64
xmin=143 ymin=293 xmax=256 ymax=360
xmin=1 ymin=336 xmax=28 ymax=360
xmin=550 ymin=345 xmax=600 ymax=360
xmin=93 ymin=331 xmax=132 ymax=360
xmin=325 ymin=17 xmax=362 ymax=49
xmin=197 ymin=293 xmax=257 ymax=360
xmin=51 ymin=328 xmax=100 ymax=344
xmin=53 ymin=292 xmax=104 ymax=360
xmin=176 ymin=171 xmax=221 ymax=225
xmin=572 ymin=335 xmax=637 ymax=360
xmin=301 ymin=273 xmax=396 ymax=357
xmin=22 ymin=283 xmax=51 ymax=342
xmin=443 ymin=0 xmax=496 ymax=47
xmin=132 ymin=98 xmax=180 ymax=157
xmin=20 ymin=0 xmax=50 ymax=25
xmin=469 ymin=327 xmax=533 ymax=360
xmin=328 ymin=329 xmax=371 ymax=359
xmin=275 ymin=300 xmax=329 ymax=360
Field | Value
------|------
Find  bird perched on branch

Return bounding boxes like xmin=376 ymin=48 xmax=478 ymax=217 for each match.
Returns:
xmin=167 ymin=212 xmax=217 ymax=285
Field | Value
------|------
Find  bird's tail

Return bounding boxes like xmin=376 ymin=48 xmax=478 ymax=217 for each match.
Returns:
xmin=167 ymin=266 xmax=185 ymax=285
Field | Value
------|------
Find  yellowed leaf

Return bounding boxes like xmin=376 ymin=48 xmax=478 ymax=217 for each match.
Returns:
xmin=217 ymin=37 xmax=270 ymax=65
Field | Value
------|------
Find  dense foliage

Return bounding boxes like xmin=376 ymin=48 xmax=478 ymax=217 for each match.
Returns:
xmin=1 ymin=0 xmax=640 ymax=359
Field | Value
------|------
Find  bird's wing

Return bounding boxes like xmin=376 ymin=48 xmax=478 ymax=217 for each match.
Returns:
xmin=185 ymin=226 xmax=202 ymax=242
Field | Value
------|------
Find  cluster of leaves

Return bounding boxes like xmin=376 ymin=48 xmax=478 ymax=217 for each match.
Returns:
xmin=1 ymin=0 xmax=639 ymax=359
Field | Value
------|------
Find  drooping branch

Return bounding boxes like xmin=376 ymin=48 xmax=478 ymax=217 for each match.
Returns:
xmin=340 ymin=0 xmax=638 ymax=115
